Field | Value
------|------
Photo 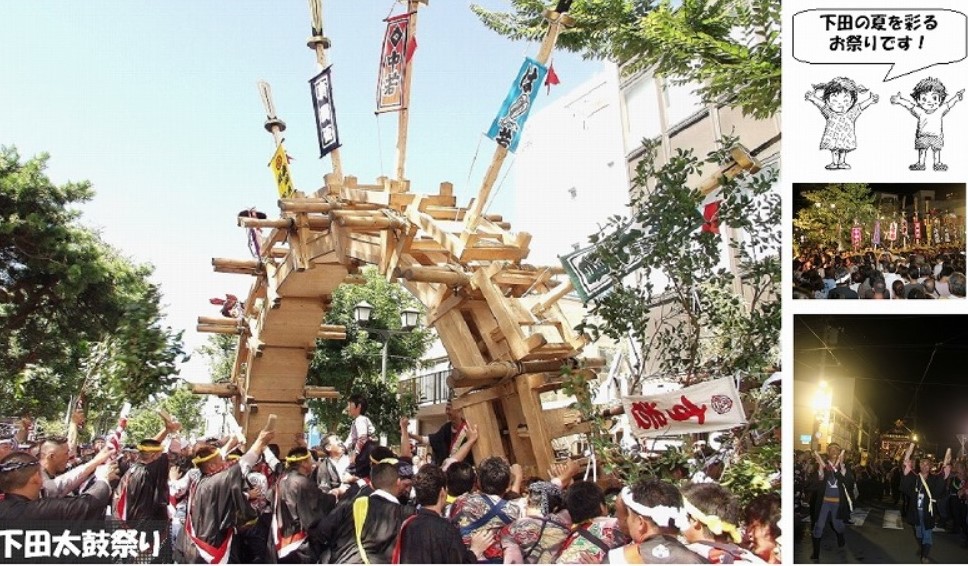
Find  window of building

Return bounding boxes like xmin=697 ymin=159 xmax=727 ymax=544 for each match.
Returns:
xmin=622 ymin=75 xmax=662 ymax=146
xmin=663 ymin=79 xmax=706 ymax=129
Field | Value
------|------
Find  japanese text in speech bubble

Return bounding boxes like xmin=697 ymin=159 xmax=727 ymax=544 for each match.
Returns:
xmin=793 ymin=9 xmax=967 ymax=81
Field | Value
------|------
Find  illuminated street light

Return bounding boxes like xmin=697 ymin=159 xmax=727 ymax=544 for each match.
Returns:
xmin=813 ymin=381 xmax=833 ymax=451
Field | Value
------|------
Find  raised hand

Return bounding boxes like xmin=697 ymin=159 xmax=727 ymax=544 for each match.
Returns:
xmin=469 ymin=530 xmax=495 ymax=556
xmin=95 ymin=461 xmax=120 ymax=483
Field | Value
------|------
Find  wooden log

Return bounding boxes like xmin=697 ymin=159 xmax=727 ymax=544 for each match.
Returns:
xmin=336 ymin=215 xmax=405 ymax=230
xmin=450 ymin=357 xmax=599 ymax=384
xmin=424 ymin=206 xmax=466 ymax=221
xmin=400 ymin=266 xmax=469 ymax=286
xmin=239 ymin=217 xmax=294 ymax=229
xmin=303 ymin=386 xmax=340 ymax=399
xmin=531 ymin=280 xmax=575 ymax=315
xmin=317 ymin=331 xmax=347 ymax=341
xmin=212 ymin=258 xmax=261 ymax=272
xmin=190 ymin=382 xmax=239 ymax=397
xmin=278 ymin=199 xmax=334 ymax=213
xmin=197 ymin=316 xmax=240 ymax=327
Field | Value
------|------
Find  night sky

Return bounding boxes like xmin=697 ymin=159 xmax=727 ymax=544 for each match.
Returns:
xmin=795 ymin=315 xmax=968 ymax=448
xmin=793 ymin=183 xmax=965 ymax=214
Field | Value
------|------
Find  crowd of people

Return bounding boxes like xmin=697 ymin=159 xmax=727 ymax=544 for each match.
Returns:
xmin=794 ymin=443 xmax=968 ymax=563
xmin=792 ymin=248 xmax=967 ymax=299
xmin=0 ymin=395 xmax=781 ymax=564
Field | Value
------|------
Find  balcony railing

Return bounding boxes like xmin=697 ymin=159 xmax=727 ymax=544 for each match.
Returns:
xmin=399 ymin=369 xmax=451 ymax=406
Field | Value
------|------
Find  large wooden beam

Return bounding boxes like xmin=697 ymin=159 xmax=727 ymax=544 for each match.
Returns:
xmin=399 ymin=266 xmax=469 ymax=286
xmin=278 ymin=198 xmax=335 ymax=213
xmin=303 ymin=386 xmax=340 ymax=399
xmin=190 ymin=382 xmax=239 ymax=397
xmin=212 ymin=258 xmax=262 ymax=275
xmin=449 ymin=357 xmax=604 ymax=387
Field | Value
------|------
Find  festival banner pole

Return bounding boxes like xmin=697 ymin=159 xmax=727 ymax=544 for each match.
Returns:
xmin=463 ymin=1 xmax=574 ymax=236
xmin=307 ymin=0 xmax=344 ymax=183
xmin=394 ymin=0 xmax=427 ymax=182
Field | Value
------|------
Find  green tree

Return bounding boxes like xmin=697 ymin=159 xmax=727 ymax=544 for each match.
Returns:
xmin=569 ymin=137 xmax=780 ymax=503
xmin=124 ymin=384 xmax=206 ymax=444
xmin=198 ymin=334 xmax=237 ymax=383
xmin=0 ymin=146 xmax=186 ymax=422
xmin=306 ymin=268 xmax=434 ymax=444
xmin=472 ymin=0 xmax=781 ymax=118
xmin=793 ymin=183 xmax=877 ymax=253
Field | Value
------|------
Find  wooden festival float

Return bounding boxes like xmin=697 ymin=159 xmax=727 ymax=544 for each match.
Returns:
xmin=192 ymin=1 xmax=604 ymax=477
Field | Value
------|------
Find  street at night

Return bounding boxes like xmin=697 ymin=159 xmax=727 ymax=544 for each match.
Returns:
xmin=794 ymin=499 xmax=967 ymax=563
xmin=794 ymin=315 xmax=968 ymax=563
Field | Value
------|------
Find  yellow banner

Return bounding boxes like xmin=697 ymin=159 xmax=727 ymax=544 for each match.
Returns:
xmin=269 ymin=143 xmax=294 ymax=199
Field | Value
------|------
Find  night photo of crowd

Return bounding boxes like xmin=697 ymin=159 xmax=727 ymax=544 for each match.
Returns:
xmin=792 ymin=183 xmax=966 ymax=300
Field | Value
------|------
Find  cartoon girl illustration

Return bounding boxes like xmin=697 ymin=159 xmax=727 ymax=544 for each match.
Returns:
xmin=805 ymin=77 xmax=879 ymax=170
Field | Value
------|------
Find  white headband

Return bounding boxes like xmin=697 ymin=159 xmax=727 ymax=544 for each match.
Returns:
xmin=681 ymin=497 xmax=742 ymax=544
xmin=621 ymin=486 xmax=688 ymax=531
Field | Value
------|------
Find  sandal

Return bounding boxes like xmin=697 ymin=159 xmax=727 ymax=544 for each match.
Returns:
xmin=909 ymin=163 xmax=925 ymax=171
xmin=934 ymin=163 xmax=948 ymax=171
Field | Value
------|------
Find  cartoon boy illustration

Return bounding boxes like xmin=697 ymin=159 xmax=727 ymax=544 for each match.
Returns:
xmin=890 ymin=77 xmax=964 ymax=171
xmin=805 ymin=77 xmax=879 ymax=170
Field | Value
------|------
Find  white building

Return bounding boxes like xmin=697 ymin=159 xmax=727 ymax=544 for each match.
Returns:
xmin=514 ymin=64 xmax=631 ymax=266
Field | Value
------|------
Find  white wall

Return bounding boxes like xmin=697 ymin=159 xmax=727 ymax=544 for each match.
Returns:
xmin=514 ymin=64 xmax=631 ymax=267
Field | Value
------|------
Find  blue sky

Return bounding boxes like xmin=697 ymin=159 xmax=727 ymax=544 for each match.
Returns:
xmin=0 ymin=1 xmax=604 ymax=381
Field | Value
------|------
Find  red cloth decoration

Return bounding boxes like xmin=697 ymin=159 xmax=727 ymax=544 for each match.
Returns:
xmin=545 ymin=63 xmax=560 ymax=94
xmin=702 ymin=200 xmax=722 ymax=235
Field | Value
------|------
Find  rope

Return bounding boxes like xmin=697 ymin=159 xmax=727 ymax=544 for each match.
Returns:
xmin=385 ymin=0 xmax=402 ymax=21
xmin=482 ymin=155 xmax=515 ymax=217
xmin=462 ymin=133 xmax=486 ymax=219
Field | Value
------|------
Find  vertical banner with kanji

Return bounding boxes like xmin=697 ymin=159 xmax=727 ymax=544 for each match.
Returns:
xmin=310 ymin=66 xmax=341 ymax=158
xmin=269 ymin=143 xmax=295 ymax=199
xmin=375 ymin=12 xmax=411 ymax=113
xmin=486 ymin=57 xmax=548 ymax=153
xmin=621 ymin=377 xmax=747 ymax=439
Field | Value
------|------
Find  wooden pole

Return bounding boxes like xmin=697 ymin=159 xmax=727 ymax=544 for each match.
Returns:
xmin=257 ymin=81 xmax=286 ymax=146
xmin=190 ymin=383 xmax=239 ymax=397
xmin=307 ymin=0 xmax=344 ymax=183
xmin=463 ymin=7 xmax=566 ymax=234
xmin=394 ymin=0 xmax=423 ymax=182
xmin=450 ymin=356 xmax=604 ymax=382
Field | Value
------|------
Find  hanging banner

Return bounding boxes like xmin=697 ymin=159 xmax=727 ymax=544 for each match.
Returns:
xmin=560 ymin=192 xmax=723 ymax=302
xmin=375 ymin=12 xmax=411 ymax=113
xmin=622 ymin=377 xmax=747 ymax=440
xmin=268 ymin=143 xmax=295 ymax=199
xmin=310 ymin=66 xmax=341 ymax=158
xmin=487 ymin=57 xmax=548 ymax=153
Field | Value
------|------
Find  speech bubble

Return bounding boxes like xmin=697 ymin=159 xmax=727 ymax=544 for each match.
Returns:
xmin=793 ymin=9 xmax=967 ymax=81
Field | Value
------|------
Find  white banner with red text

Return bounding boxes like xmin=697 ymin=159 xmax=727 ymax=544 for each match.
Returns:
xmin=622 ymin=377 xmax=747 ymax=440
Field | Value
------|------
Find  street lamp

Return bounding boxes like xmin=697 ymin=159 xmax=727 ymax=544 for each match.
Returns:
xmin=353 ymin=300 xmax=374 ymax=324
xmin=353 ymin=301 xmax=422 ymax=382
xmin=813 ymin=381 xmax=833 ymax=451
